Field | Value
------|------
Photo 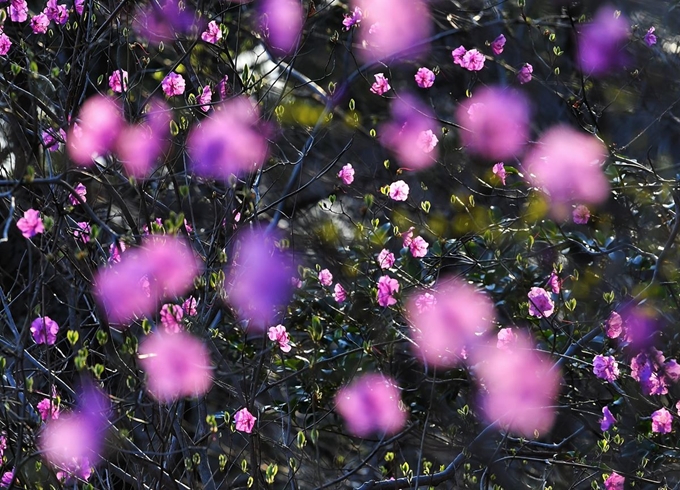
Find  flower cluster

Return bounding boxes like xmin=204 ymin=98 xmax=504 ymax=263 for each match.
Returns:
xmin=452 ymin=45 xmax=485 ymax=71
xmin=630 ymin=348 xmax=680 ymax=396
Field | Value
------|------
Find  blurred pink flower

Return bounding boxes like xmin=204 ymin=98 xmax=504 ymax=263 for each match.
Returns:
xmin=259 ymin=0 xmax=304 ymax=54
xmin=414 ymin=292 xmax=436 ymax=312
xmin=370 ymin=73 xmax=391 ymax=95
xmin=338 ymin=163 xmax=355 ymax=185
xmin=162 ymin=72 xmax=185 ymax=97
xmin=414 ymin=67 xmax=435 ymax=88
xmin=409 ymin=236 xmax=428 ymax=257
xmin=159 ymin=303 xmax=184 ymax=333
xmin=600 ymin=406 xmax=615 ymax=431
xmin=335 ymin=374 xmax=406 ymax=437
xmin=548 ymin=271 xmax=561 ymax=294
xmin=133 ymin=0 xmax=197 ymax=44
xmin=491 ymin=34 xmax=506 ymax=55
xmin=645 ymin=26 xmax=657 ymax=46
xmin=524 ymin=125 xmax=609 ymax=219
xmin=333 ymin=283 xmax=347 ymax=303
xmin=573 ymin=204 xmax=590 ymax=224
xmin=188 ymin=96 xmax=268 ymax=181
xmin=408 ymin=279 xmax=495 ymax=367
xmin=377 ymin=275 xmax=399 ymax=307
xmin=577 ymin=6 xmax=629 ymax=76
xmin=604 ymin=472 xmax=625 ymax=490
xmin=73 ymin=221 xmax=91 ymax=243
xmin=68 ymin=182 xmax=87 ymax=206
xmin=456 ymin=87 xmax=530 ymax=161
xmin=517 ymin=63 xmax=533 ymax=84
xmin=197 ymin=85 xmax=212 ymax=112
xmin=593 ymin=354 xmax=620 ymax=382
xmin=10 ymin=0 xmax=28 ymax=22
xmin=224 ymin=229 xmax=293 ymax=329
xmin=492 ymin=162 xmax=506 ymax=185
xmin=31 ymin=316 xmax=59 ymax=345
xmin=268 ymin=324 xmax=292 ymax=352
xmin=496 ymin=328 xmax=517 ymax=350
xmin=17 ymin=209 xmax=45 ymax=238
xmin=138 ymin=331 xmax=212 ymax=402
xmin=605 ymin=311 xmax=623 ymax=339
xmin=234 ymin=407 xmax=256 ymax=433
xmin=377 ymin=249 xmax=395 ymax=269
xmin=0 ymin=33 xmax=11 ymax=55
xmin=318 ymin=269 xmax=333 ymax=287
xmin=388 ymin=180 xmax=409 ymax=201
xmin=417 ymin=130 xmax=438 ymax=153
xmin=651 ymin=407 xmax=672 ymax=434
xmin=527 ymin=287 xmax=554 ymax=318
xmin=31 ymin=13 xmax=50 ymax=33
xmin=201 ymin=20 xmax=222 ymax=44
xmin=94 ymin=236 xmax=201 ymax=324
xmin=108 ymin=69 xmax=128 ymax=93
xmin=342 ymin=6 xmax=362 ymax=30
xmin=67 ymin=95 xmax=123 ymax=166
xmin=352 ymin=0 xmax=431 ymax=62
xmin=452 ymin=46 xmax=485 ymax=71
xmin=473 ymin=334 xmax=561 ymax=437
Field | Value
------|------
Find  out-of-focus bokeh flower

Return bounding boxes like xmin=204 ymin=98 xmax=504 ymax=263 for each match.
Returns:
xmin=577 ymin=6 xmax=629 ymax=76
xmin=67 ymin=95 xmax=123 ymax=166
xmin=259 ymin=0 xmax=304 ymax=54
xmin=133 ymin=0 xmax=197 ymax=44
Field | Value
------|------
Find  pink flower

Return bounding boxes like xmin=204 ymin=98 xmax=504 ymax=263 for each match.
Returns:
xmin=138 ymin=331 xmax=212 ymax=402
xmin=234 ymin=407 xmax=256 ymax=433
xmin=68 ymin=182 xmax=87 ymax=206
xmin=645 ymin=26 xmax=657 ymax=46
xmin=108 ymin=241 xmax=126 ymax=264
xmin=377 ymin=275 xmax=399 ymax=307
xmin=74 ymin=0 xmax=84 ymax=15
xmin=201 ymin=20 xmax=222 ymax=44
xmin=182 ymin=296 xmax=198 ymax=316
xmin=631 ymin=348 xmax=680 ymax=396
xmin=108 ymin=69 xmax=128 ymax=93
xmin=94 ymin=236 xmax=201 ymax=324
xmin=342 ymin=6 xmax=362 ymax=30
xmin=388 ymin=180 xmax=409 ymax=201
xmin=17 ymin=209 xmax=45 ymax=238
xmin=218 ymin=75 xmax=229 ymax=100
xmin=492 ymin=162 xmax=506 ymax=185
xmin=451 ymin=45 xmax=466 ymax=65
xmin=651 ymin=407 xmax=672 ymax=434
xmin=9 ymin=0 xmax=28 ymax=22
xmin=31 ymin=316 xmax=59 ymax=345
xmin=1 ymin=469 xmax=15 ymax=487
xmin=600 ymin=406 xmax=616 ymax=431
xmin=414 ymin=67 xmax=435 ymax=88
xmin=377 ymin=249 xmax=395 ymax=269
xmin=409 ymin=236 xmax=428 ymax=257
xmin=268 ymin=324 xmax=292 ymax=352
xmin=370 ymin=73 xmax=391 ymax=95
xmin=527 ymin=287 xmax=554 ymax=318
xmin=593 ymin=354 xmax=620 ymax=382
xmin=491 ymin=34 xmax=506 ymax=55
xmin=473 ymin=334 xmax=561 ymax=437
xmin=573 ymin=204 xmax=590 ymax=224
xmin=159 ymin=303 xmax=184 ymax=333
xmin=37 ymin=393 xmax=60 ymax=421
xmin=548 ymin=271 xmax=561 ymax=294
xmin=604 ymin=472 xmax=625 ymax=490
xmin=162 ymin=72 xmax=185 ymax=97
xmin=259 ymin=0 xmax=303 ymax=54
xmin=132 ymin=0 xmax=196 ymax=44
xmin=577 ymin=6 xmax=629 ymax=76
xmin=496 ymin=328 xmax=518 ymax=350
xmin=67 ymin=95 xmax=123 ymax=166
xmin=517 ymin=63 xmax=533 ymax=84
xmin=31 ymin=12 xmax=50 ymax=33
xmin=73 ymin=221 xmax=91 ymax=243
xmin=452 ymin=46 xmax=485 ymax=71
xmin=188 ymin=96 xmax=268 ymax=181
xmin=337 ymin=163 xmax=355 ymax=185
xmin=335 ymin=374 xmax=406 ymax=437
xmin=456 ymin=87 xmax=530 ymax=161
xmin=0 ymin=33 xmax=11 ymax=56
xmin=318 ymin=269 xmax=333 ymax=287
xmin=416 ymin=130 xmax=438 ymax=153
xmin=524 ymin=125 xmax=609 ymax=219
xmin=605 ymin=311 xmax=623 ymax=339
xmin=197 ymin=85 xmax=212 ymax=112
xmin=44 ymin=0 xmax=68 ymax=24
xmin=42 ymin=128 xmax=66 ymax=152
xmin=333 ymin=283 xmax=347 ymax=303
xmin=0 ymin=433 xmax=6 ymax=459
xmin=408 ymin=279 xmax=494 ymax=367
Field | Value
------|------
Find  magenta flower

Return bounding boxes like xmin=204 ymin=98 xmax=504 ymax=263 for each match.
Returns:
xmin=188 ymin=96 xmax=268 ymax=181
xmin=401 ymin=227 xmax=414 ymax=248
xmin=517 ymin=63 xmax=533 ymax=84
xmin=414 ymin=67 xmax=435 ymax=88
xmin=218 ymin=75 xmax=229 ymax=100
xmin=73 ymin=221 xmax=91 ymax=243
xmin=9 ymin=0 xmax=28 ymax=22
xmin=31 ymin=13 xmax=50 ymax=33
xmin=67 ymin=95 xmax=123 ymax=166
xmin=377 ymin=249 xmax=395 ymax=269
xmin=370 ymin=73 xmax=391 ymax=95
xmin=0 ymin=33 xmax=11 ymax=55
xmin=68 ymin=182 xmax=87 ymax=206
xmin=182 ymin=296 xmax=198 ymax=316
xmin=108 ymin=69 xmax=128 ymax=93
xmin=133 ymin=0 xmax=196 ymax=44
xmin=94 ymin=236 xmax=201 ymax=324
xmin=0 ymin=433 xmax=6 ymax=459
xmin=197 ymin=85 xmax=212 ymax=112
xmin=452 ymin=46 xmax=485 ymax=71
xmin=456 ymin=87 xmax=530 ymax=161
xmin=644 ymin=26 xmax=657 ymax=46
xmin=342 ymin=6 xmax=362 ymax=30
xmin=37 ymin=395 xmax=60 ymax=421
xmin=268 ymin=324 xmax=292 ymax=352
xmin=388 ymin=180 xmax=409 ymax=201
xmin=234 ymin=407 xmax=256 ymax=433
xmin=548 ymin=271 xmax=561 ymax=294
xmin=31 ymin=316 xmax=59 ymax=345
xmin=600 ymin=406 xmax=616 ymax=431
xmin=527 ymin=287 xmax=554 ymax=318
xmin=139 ymin=331 xmax=212 ymax=402
xmin=0 ymin=469 xmax=15 ymax=487
xmin=631 ymin=348 xmax=680 ymax=396
xmin=593 ymin=354 xmax=620 ymax=382
xmin=577 ymin=6 xmax=629 ymax=76
xmin=159 ymin=303 xmax=184 ymax=333
xmin=17 ymin=208 xmax=45 ymax=239
xmin=408 ymin=279 xmax=494 ymax=368
xmin=108 ymin=241 xmax=126 ymax=264
xmin=417 ymin=130 xmax=439 ymax=154
xmin=335 ymin=374 xmax=406 ymax=437
xmin=259 ymin=0 xmax=304 ymax=54
xmin=318 ymin=269 xmax=333 ymax=287
xmin=74 ymin=0 xmax=84 ymax=15
xmin=409 ymin=236 xmax=428 ymax=258
xmin=496 ymin=327 xmax=518 ymax=350
xmin=201 ymin=20 xmax=222 ymax=44
xmin=337 ymin=163 xmax=355 ymax=185
xmin=605 ymin=311 xmax=623 ymax=339
xmin=652 ymin=407 xmax=672 ymax=434
xmin=573 ymin=204 xmax=591 ymax=224
xmin=42 ymin=128 xmax=66 ymax=152
xmin=377 ymin=275 xmax=399 ymax=307
xmin=492 ymin=162 xmax=506 ymax=185
xmin=473 ymin=334 xmax=561 ymax=437
xmin=491 ymin=34 xmax=506 ymax=55
xmin=161 ymin=72 xmax=185 ymax=97
xmin=44 ymin=0 xmax=68 ymax=24
xmin=333 ymin=283 xmax=347 ymax=303
xmin=604 ymin=472 xmax=625 ymax=490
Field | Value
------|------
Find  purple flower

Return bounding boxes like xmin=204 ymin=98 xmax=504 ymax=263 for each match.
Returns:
xmin=496 ymin=327 xmax=517 ymax=350
xmin=630 ymin=348 xmax=680 ymax=396
xmin=451 ymin=45 xmax=466 ymax=65
xmin=492 ymin=162 xmax=506 ymax=185
xmin=388 ymin=180 xmax=409 ymax=201
xmin=600 ymin=406 xmax=616 ymax=431
xmin=527 ymin=287 xmax=554 ymax=318
xmin=644 ymin=26 xmax=657 ymax=46
xmin=593 ymin=354 xmax=620 ymax=382
xmin=31 ymin=316 xmax=59 ymax=345
xmin=201 ymin=20 xmax=222 ymax=44
xmin=318 ymin=269 xmax=333 ymax=287
xmin=197 ymin=85 xmax=212 ymax=112
xmin=333 ymin=283 xmax=347 ymax=303
xmin=17 ymin=209 xmax=45 ymax=238
xmin=159 ymin=303 xmax=184 ymax=333
xmin=234 ymin=407 xmax=256 ymax=433
xmin=37 ymin=394 xmax=60 ymax=421
xmin=68 ymin=182 xmax=87 ymax=206
xmin=161 ymin=72 xmax=185 ymax=97
xmin=182 ymin=296 xmax=198 ymax=316
xmin=108 ymin=241 xmax=126 ymax=264
xmin=548 ymin=271 xmax=561 ymax=294
xmin=74 ymin=221 xmax=91 ymax=243
xmin=605 ymin=311 xmax=623 ymax=339
xmin=604 ymin=472 xmax=625 ymax=490
xmin=370 ymin=73 xmax=391 ymax=95
xmin=377 ymin=249 xmax=395 ymax=269
xmin=491 ymin=34 xmax=506 ymax=55
xmin=74 ymin=0 xmax=84 ymax=15
xmin=0 ymin=33 xmax=12 ymax=55
xmin=108 ymin=69 xmax=128 ymax=93
xmin=337 ymin=163 xmax=355 ymax=185
xmin=573 ymin=204 xmax=591 ymax=224
xmin=517 ymin=63 xmax=533 ymax=84
xmin=651 ymin=407 xmax=672 ymax=434
xmin=577 ymin=6 xmax=629 ymax=76
xmin=10 ymin=0 xmax=28 ymax=22
xmin=133 ymin=0 xmax=196 ymax=44
xmin=31 ymin=12 xmax=50 ymax=33
xmin=342 ymin=6 xmax=362 ymax=30
xmin=259 ymin=0 xmax=304 ymax=54
xmin=1 ymin=469 xmax=16 ymax=488
xmin=409 ymin=236 xmax=429 ymax=258
xmin=268 ymin=324 xmax=292 ymax=352
xmin=452 ymin=46 xmax=485 ymax=71
xmin=414 ymin=67 xmax=435 ymax=88
xmin=414 ymin=292 xmax=436 ymax=312
xmin=377 ymin=275 xmax=399 ymax=307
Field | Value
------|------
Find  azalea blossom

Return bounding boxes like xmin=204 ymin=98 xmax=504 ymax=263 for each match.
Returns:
xmin=268 ymin=324 xmax=292 ymax=352
xmin=108 ymin=69 xmax=128 ymax=93
xmin=0 ymin=33 xmax=11 ymax=56
xmin=604 ymin=472 xmax=625 ymax=490
xmin=259 ymin=0 xmax=304 ymax=54
xmin=333 ymin=283 xmax=347 ymax=303
xmin=31 ymin=316 xmax=59 ymax=345
xmin=108 ymin=241 xmax=126 ymax=264
xmin=182 ymin=296 xmax=198 ymax=316
xmin=401 ymin=227 xmax=414 ymax=247
xmin=577 ymin=6 xmax=629 ymax=76
xmin=377 ymin=275 xmax=399 ymax=307
xmin=651 ymin=407 xmax=672 ymax=434
xmin=31 ymin=13 xmax=50 ymax=34
xmin=417 ymin=130 xmax=438 ymax=153
xmin=605 ymin=311 xmax=623 ymax=339
xmin=644 ymin=26 xmax=657 ymax=46
xmin=1 ymin=469 xmax=16 ymax=488
xmin=452 ymin=46 xmax=485 ymax=71
xmin=44 ymin=0 xmax=68 ymax=24
xmin=73 ymin=221 xmax=91 ymax=243
xmin=630 ymin=348 xmax=680 ymax=396
xmin=9 ymin=0 xmax=28 ymax=22
xmin=201 ymin=20 xmax=222 ymax=44
xmin=573 ymin=204 xmax=591 ymax=224
xmin=389 ymin=180 xmax=409 ymax=201
xmin=414 ymin=67 xmax=435 ymax=88
xmin=42 ymin=128 xmax=66 ymax=152
xmin=370 ymin=73 xmax=391 ymax=95
xmin=491 ymin=34 xmax=506 ymax=55
xmin=527 ymin=287 xmax=554 ymax=318
xmin=414 ymin=292 xmax=436 ymax=312
xmin=159 ymin=303 xmax=184 ymax=333
xmin=68 ymin=182 xmax=87 ymax=206
xmin=517 ymin=63 xmax=533 ymax=84
xmin=600 ymin=406 xmax=616 ymax=431
xmin=234 ymin=407 xmax=256 ymax=433
xmin=547 ymin=271 xmax=561 ymax=294
xmin=318 ymin=269 xmax=333 ymax=287
xmin=338 ymin=163 xmax=355 ymax=185
xmin=593 ymin=354 xmax=620 ymax=382
xmin=409 ymin=236 xmax=429 ymax=257
xmin=342 ymin=6 xmax=362 ymax=30
xmin=492 ymin=162 xmax=506 ymax=185
xmin=162 ymin=72 xmax=185 ymax=97
xmin=67 ymin=95 xmax=123 ymax=166
xmin=17 ymin=209 xmax=45 ymax=239
xmin=37 ymin=393 xmax=60 ymax=421
xmin=197 ymin=85 xmax=212 ymax=112
xmin=377 ymin=249 xmax=395 ymax=269
xmin=496 ymin=328 xmax=518 ymax=350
